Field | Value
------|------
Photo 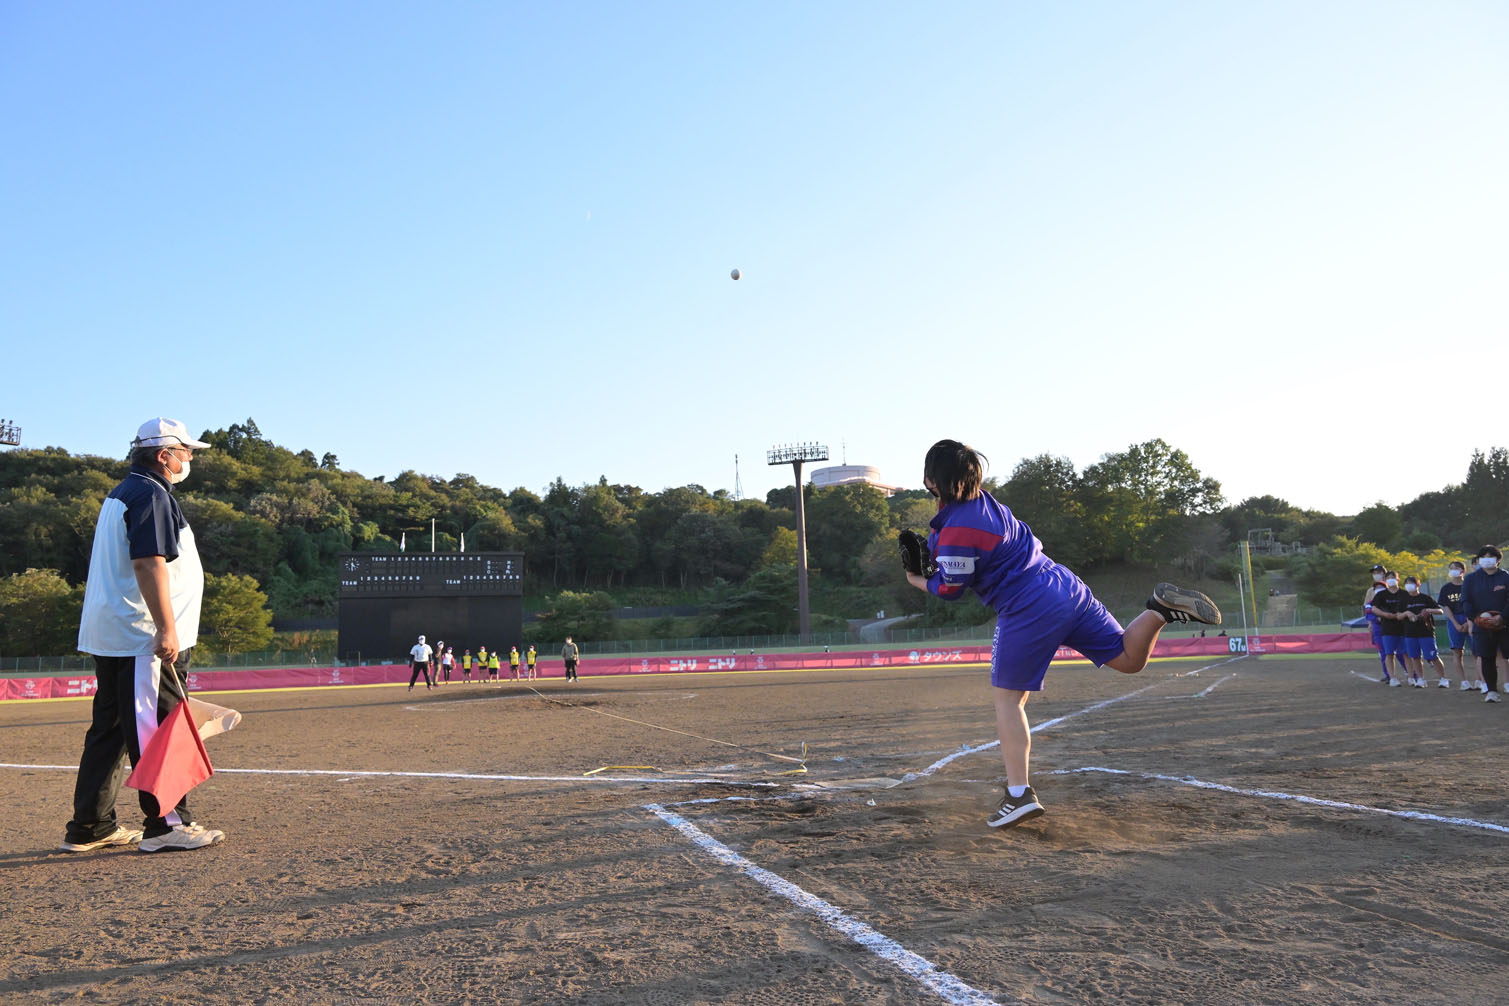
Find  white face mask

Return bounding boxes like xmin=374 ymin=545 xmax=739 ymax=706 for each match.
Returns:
xmin=1450 ymin=568 xmax=1464 ymax=579
xmin=167 ymin=459 xmax=191 ymax=484
xmin=1405 ymin=584 xmax=1419 ymax=594
xmin=1385 ymin=578 xmax=1398 ymax=588
xmin=1481 ymin=557 xmax=1500 ymax=571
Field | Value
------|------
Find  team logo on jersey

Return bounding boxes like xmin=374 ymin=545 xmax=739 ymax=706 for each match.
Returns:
xmin=937 ymin=555 xmax=975 ymax=577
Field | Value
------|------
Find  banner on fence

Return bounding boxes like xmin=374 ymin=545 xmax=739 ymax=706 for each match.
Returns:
xmin=0 ymin=632 xmax=1374 ymax=701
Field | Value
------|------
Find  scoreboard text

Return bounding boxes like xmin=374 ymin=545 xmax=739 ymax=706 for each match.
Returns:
xmin=337 ymin=552 xmax=524 ymax=598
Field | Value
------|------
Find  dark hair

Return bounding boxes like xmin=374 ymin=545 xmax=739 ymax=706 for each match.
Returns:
xmin=129 ymin=445 xmax=168 ymax=468
xmin=1403 ymin=575 xmax=1419 ymax=585
xmin=1476 ymin=545 xmax=1503 ymax=561
xmin=1449 ymin=559 xmax=1466 ymax=570
xmin=923 ymin=440 xmax=987 ymax=503
xmin=1384 ymin=570 xmax=1398 ymax=580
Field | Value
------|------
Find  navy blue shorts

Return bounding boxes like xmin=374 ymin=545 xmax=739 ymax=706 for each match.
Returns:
xmin=990 ymin=587 xmax=1125 ymax=691
xmin=1401 ymin=637 xmax=1422 ymax=659
xmin=1380 ymin=634 xmax=1404 ymax=657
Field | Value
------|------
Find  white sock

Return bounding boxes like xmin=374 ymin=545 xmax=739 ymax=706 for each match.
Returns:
xmin=1008 ymin=784 xmax=1028 ymax=798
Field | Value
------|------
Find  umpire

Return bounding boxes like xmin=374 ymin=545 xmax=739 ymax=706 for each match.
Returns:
xmin=60 ymin=418 xmax=226 ymax=854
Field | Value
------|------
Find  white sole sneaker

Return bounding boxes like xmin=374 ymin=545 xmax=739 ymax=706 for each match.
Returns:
xmin=139 ymin=824 xmax=226 ymax=853
xmin=59 ymin=825 xmax=143 ymax=853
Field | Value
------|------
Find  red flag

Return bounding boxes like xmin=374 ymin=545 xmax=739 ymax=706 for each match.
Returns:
xmin=126 ymin=698 xmax=213 ymax=815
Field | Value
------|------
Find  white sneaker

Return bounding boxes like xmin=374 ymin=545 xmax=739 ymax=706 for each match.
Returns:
xmin=1486 ymin=692 xmax=1502 ymax=703
xmin=1482 ymin=683 xmax=1491 ymax=694
xmin=1438 ymin=678 xmax=1450 ymax=688
xmin=59 ymin=824 xmax=143 ymax=853
xmin=1389 ymin=677 xmax=1402 ymax=687
xmin=139 ymin=823 xmax=225 ymax=853
xmin=1461 ymin=681 xmax=1475 ymax=691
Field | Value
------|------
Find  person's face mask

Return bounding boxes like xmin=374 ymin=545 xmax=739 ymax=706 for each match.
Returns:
xmin=165 ymin=449 xmax=192 ymax=485
xmin=1385 ymin=578 xmax=1398 ymax=588
xmin=1481 ymin=557 xmax=1500 ymax=571
xmin=1450 ymin=567 xmax=1465 ymax=579
xmin=1405 ymin=583 xmax=1419 ymax=594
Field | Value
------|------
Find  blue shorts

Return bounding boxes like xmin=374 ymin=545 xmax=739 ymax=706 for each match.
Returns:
xmin=1379 ymin=634 xmax=1404 ymax=656
xmin=1446 ymin=619 xmax=1473 ymax=651
xmin=1401 ymin=637 xmax=1422 ymax=659
xmin=990 ymin=580 xmax=1125 ymax=691
xmin=1418 ymin=636 xmax=1439 ymax=662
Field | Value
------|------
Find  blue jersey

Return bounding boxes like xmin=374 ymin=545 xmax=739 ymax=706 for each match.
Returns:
xmin=925 ymin=492 xmax=1088 ymax=616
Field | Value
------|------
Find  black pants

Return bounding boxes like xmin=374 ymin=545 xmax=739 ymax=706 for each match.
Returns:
xmin=66 ymin=650 xmax=194 ymax=842
xmin=1478 ymin=628 xmax=1508 ymax=690
xmin=410 ymin=661 xmax=433 ymax=688
xmin=564 ymin=659 xmax=578 ymax=681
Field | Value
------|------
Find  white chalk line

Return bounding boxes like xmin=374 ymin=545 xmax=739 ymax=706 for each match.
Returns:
xmin=896 ymin=655 xmax=1249 ymax=785
xmin=0 ymin=763 xmax=775 ymax=789
xmin=645 ymin=803 xmax=1005 ymax=1006
xmin=1192 ymin=673 xmax=1238 ymax=698
xmin=1052 ymin=766 xmax=1509 ymax=836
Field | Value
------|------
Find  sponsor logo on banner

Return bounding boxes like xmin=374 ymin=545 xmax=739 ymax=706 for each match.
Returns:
xmin=668 ymin=659 xmax=698 ymax=672
xmin=187 ymin=673 xmax=201 ymax=691
xmin=709 ymin=657 xmax=736 ymax=670
xmin=330 ymin=668 xmax=345 ymax=683
xmin=917 ymin=649 xmax=965 ymax=663
xmin=755 ymin=655 xmax=767 ymax=669
xmin=21 ymin=679 xmax=40 ymax=698
xmin=909 ymin=650 xmax=921 ymax=663
xmin=636 ymin=659 xmax=652 ymax=673
xmin=870 ymin=652 xmax=884 ymax=665
xmin=64 ymin=677 xmax=98 ymax=697
xmin=1053 ymin=646 xmax=1079 ymax=660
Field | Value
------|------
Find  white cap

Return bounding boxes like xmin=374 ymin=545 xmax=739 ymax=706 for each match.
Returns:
xmin=132 ymin=417 xmax=211 ymax=450
xmin=418 ymin=634 xmax=426 ymax=643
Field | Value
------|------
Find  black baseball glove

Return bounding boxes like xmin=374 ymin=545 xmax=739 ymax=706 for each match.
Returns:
xmin=897 ymin=529 xmax=936 ymax=577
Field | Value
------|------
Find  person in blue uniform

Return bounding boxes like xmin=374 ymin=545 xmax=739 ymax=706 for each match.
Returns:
xmin=902 ymin=440 xmax=1222 ymax=830
xmin=1436 ymin=561 xmax=1479 ymax=691
xmin=1363 ymin=564 xmax=1390 ymax=682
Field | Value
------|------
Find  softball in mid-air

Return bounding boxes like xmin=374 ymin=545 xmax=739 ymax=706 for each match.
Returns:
xmin=730 ymin=268 xmax=741 ymax=280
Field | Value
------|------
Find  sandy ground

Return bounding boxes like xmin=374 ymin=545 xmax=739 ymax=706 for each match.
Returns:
xmin=2 ymin=653 xmax=1507 ymax=1005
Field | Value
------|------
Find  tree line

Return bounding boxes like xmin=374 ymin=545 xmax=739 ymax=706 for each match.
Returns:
xmin=2 ymin=418 xmax=1505 ymax=655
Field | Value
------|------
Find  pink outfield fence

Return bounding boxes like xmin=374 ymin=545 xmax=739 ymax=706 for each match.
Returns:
xmin=0 ymin=632 xmax=1372 ymax=702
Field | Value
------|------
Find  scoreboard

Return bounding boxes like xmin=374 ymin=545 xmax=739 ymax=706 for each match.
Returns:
xmin=338 ymin=552 xmax=524 ymax=598
xmin=337 ymin=552 xmax=525 ymax=663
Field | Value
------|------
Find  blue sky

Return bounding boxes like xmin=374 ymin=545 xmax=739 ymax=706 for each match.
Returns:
xmin=3 ymin=2 xmax=1505 ymax=515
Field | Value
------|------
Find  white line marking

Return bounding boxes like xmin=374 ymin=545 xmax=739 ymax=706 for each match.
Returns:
xmin=896 ymin=656 xmax=1248 ymax=785
xmin=1192 ymin=673 xmax=1237 ymax=698
xmin=1349 ymin=670 xmax=1387 ymax=684
xmin=0 ymin=763 xmax=774 ymax=788
xmin=1052 ymin=767 xmax=1509 ymax=836
xmin=645 ymin=803 xmax=1004 ymax=1006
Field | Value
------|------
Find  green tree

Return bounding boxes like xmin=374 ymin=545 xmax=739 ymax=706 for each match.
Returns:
xmin=535 ymin=590 xmax=615 ymax=642
xmin=1348 ymin=502 xmax=1404 ymax=550
xmin=698 ymin=566 xmax=797 ymax=636
xmin=0 ymin=568 xmax=84 ymax=656
xmin=1081 ymin=440 xmax=1223 ymax=564
xmin=806 ymin=484 xmax=890 ymax=584
xmin=198 ymin=572 xmax=275 ymax=654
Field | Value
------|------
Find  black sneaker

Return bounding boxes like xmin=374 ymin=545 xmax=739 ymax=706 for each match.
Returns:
xmin=1147 ymin=583 xmax=1222 ymax=625
xmin=986 ymin=786 xmax=1045 ymax=829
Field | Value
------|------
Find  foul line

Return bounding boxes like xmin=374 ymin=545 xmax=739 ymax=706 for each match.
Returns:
xmin=897 ymin=655 xmax=1249 ymax=785
xmin=645 ymin=803 xmax=1004 ymax=1006
xmin=1052 ymin=767 xmax=1509 ymax=836
xmin=0 ymin=763 xmax=774 ymax=788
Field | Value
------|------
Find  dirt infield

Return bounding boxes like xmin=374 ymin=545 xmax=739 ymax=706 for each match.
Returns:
xmin=3 ymin=655 xmax=1507 ymax=1005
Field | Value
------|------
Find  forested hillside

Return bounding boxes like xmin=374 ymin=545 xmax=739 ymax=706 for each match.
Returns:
xmin=2 ymin=418 xmax=1505 ymax=656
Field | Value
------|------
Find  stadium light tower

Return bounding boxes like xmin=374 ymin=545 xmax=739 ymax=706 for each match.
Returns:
xmin=767 ymin=442 xmax=829 ymax=643
xmin=0 ymin=419 xmax=20 ymax=447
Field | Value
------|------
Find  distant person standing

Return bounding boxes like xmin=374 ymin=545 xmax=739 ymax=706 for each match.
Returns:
xmin=440 ymin=646 xmax=455 ymax=684
xmin=1461 ymin=546 xmax=1509 ymax=703
xmin=487 ymin=649 xmax=501 ymax=682
xmin=1371 ymin=572 xmax=1410 ymax=688
xmin=526 ymin=645 xmax=537 ymax=680
xmin=508 ymin=645 xmax=521 ymax=680
xmin=62 ymin=417 xmax=225 ymax=854
xmin=477 ymin=645 xmax=490 ymax=680
xmin=1363 ymin=564 xmax=1390 ymax=683
xmin=409 ymin=634 xmax=434 ymax=691
xmin=562 ymin=636 xmax=580 ymax=682
xmin=1436 ymin=561 xmax=1477 ymax=690
xmin=1400 ymin=576 xmax=1446 ymax=688
xmin=461 ymin=648 xmax=473 ymax=682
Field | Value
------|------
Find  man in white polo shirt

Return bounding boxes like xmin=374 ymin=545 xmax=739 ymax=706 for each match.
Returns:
xmin=60 ymin=418 xmax=226 ymax=854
